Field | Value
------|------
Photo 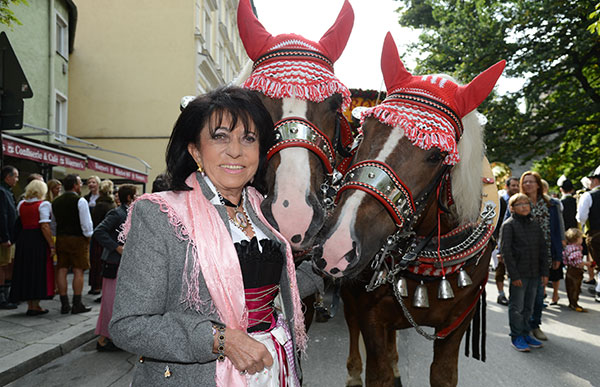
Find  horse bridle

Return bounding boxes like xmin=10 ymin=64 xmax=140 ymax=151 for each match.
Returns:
xmin=337 ymin=160 xmax=451 ymax=230
xmin=334 ymin=159 xmax=451 ymax=290
xmin=266 ymin=113 xmax=360 ymax=208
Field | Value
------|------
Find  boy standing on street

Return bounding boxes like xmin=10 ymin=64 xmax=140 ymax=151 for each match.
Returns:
xmin=500 ymin=193 xmax=549 ymax=352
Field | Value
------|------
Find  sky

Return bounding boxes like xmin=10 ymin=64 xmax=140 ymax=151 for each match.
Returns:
xmin=252 ymin=0 xmax=420 ymax=91
xmin=251 ymin=0 xmax=521 ymax=94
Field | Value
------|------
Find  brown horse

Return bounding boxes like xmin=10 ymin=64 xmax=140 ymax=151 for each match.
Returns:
xmin=235 ymin=0 xmax=356 ymax=328
xmin=236 ymin=0 xmax=356 ymax=254
xmin=312 ymin=33 xmax=505 ymax=386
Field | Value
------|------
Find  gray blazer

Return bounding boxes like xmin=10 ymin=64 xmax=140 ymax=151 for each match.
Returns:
xmin=109 ymin=174 xmax=323 ymax=386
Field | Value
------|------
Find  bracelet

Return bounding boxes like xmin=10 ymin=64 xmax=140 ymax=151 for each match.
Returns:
xmin=213 ymin=325 xmax=226 ymax=361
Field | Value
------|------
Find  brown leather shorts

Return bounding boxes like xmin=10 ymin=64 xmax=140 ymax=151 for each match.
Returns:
xmin=56 ymin=235 xmax=90 ymax=270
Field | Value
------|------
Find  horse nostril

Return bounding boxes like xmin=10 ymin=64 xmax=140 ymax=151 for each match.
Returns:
xmin=343 ymin=247 xmax=357 ymax=263
xmin=291 ymin=234 xmax=302 ymax=243
xmin=315 ymin=257 xmax=327 ymax=270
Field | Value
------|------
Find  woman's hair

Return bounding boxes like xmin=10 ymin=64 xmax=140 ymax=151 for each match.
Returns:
xmin=118 ymin=184 xmax=138 ymax=204
xmin=565 ymin=228 xmax=584 ymax=244
xmin=87 ymin=175 xmax=101 ymax=186
xmin=519 ymin=170 xmax=548 ymax=204
xmin=166 ymin=86 xmax=275 ymax=193
xmin=151 ymin=173 xmax=170 ymax=193
xmin=46 ymin=179 xmax=62 ymax=201
xmin=24 ymin=179 xmax=48 ymax=200
xmin=99 ymin=180 xmax=114 ymax=196
xmin=508 ymin=192 xmax=530 ymax=207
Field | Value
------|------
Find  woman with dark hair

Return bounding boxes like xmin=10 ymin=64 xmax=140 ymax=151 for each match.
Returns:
xmin=89 ymin=180 xmax=116 ymax=296
xmin=110 ymin=86 xmax=323 ymax=386
xmin=519 ymin=171 xmax=564 ymax=342
xmin=93 ymin=184 xmax=137 ymax=352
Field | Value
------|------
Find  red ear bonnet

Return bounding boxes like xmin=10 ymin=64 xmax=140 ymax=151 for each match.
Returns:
xmin=363 ymin=32 xmax=505 ymax=165
xmin=237 ymin=0 xmax=354 ymax=109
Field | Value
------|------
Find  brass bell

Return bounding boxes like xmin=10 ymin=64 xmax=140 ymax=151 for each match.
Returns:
xmin=457 ymin=268 xmax=473 ymax=288
xmin=413 ymin=281 xmax=429 ymax=308
xmin=396 ymin=277 xmax=408 ymax=298
xmin=438 ymin=276 xmax=455 ymax=300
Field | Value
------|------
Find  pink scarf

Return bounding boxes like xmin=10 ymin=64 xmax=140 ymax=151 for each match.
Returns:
xmin=121 ymin=173 xmax=306 ymax=386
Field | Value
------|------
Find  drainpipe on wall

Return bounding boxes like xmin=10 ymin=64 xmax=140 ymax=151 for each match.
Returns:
xmin=48 ymin=0 xmax=56 ymax=143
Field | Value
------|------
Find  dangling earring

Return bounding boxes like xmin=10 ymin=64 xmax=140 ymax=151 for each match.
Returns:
xmin=197 ymin=163 xmax=204 ymax=174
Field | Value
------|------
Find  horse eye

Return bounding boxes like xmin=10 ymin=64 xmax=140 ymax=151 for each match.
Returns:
xmin=427 ymin=151 xmax=446 ymax=163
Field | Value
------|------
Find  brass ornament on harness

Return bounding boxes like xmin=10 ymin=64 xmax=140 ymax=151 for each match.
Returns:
xmin=338 ymin=160 xmax=418 ymax=228
xmin=438 ymin=276 xmax=455 ymax=300
xmin=413 ymin=281 xmax=429 ymax=308
xmin=267 ymin=118 xmax=336 ymax=173
xmin=396 ymin=277 xmax=408 ymax=298
xmin=266 ymin=114 xmax=361 ymax=214
xmin=457 ymin=269 xmax=473 ymax=288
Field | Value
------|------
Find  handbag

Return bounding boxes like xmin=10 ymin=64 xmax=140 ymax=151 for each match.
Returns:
xmin=101 ymin=262 xmax=119 ymax=279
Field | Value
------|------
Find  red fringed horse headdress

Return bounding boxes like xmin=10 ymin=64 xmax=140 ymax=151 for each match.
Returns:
xmin=362 ymin=32 xmax=505 ymax=165
xmin=237 ymin=0 xmax=354 ymax=111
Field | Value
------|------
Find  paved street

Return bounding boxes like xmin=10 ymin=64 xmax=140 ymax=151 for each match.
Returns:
xmin=3 ymin=271 xmax=599 ymax=387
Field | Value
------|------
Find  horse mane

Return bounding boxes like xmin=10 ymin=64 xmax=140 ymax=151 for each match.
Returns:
xmin=407 ymin=73 xmax=483 ymax=225
xmin=449 ymin=110 xmax=484 ymax=225
xmin=231 ymin=59 xmax=253 ymax=86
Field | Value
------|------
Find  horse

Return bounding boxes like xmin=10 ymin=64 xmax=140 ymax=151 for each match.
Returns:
xmin=235 ymin=0 xmax=357 ymax=328
xmin=236 ymin=0 xmax=356 ymax=254
xmin=311 ymin=32 xmax=505 ymax=387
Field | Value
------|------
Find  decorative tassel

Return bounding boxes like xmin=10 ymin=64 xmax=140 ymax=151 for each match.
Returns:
xmin=472 ymin=297 xmax=481 ymax=360
xmin=481 ymin=289 xmax=487 ymax=362
xmin=465 ymin=322 xmax=471 ymax=358
xmin=362 ymin=104 xmax=460 ymax=165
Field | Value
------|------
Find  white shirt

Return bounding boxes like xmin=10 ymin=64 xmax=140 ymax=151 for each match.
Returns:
xmin=17 ymin=198 xmax=52 ymax=223
xmin=576 ymin=186 xmax=600 ymax=227
xmin=77 ymin=196 xmax=94 ymax=237
xmin=87 ymin=193 xmax=99 ymax=208
xmin=203 ymin=176 xmax=267 ymax=245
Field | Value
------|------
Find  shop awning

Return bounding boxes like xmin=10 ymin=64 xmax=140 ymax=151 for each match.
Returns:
xmin=88 ymin=156 xmax=147 ymax=183
xmin=2 ymin=134 xmax=148 ymax=183
xmin=2 ymin=134 xmax=86 ymax=170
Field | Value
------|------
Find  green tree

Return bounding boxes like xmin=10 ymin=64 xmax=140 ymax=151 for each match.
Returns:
xmin=395 ymin=0 xmax=600 ymax=189
xmin=0 ymin=0 xmax=26 ymax=28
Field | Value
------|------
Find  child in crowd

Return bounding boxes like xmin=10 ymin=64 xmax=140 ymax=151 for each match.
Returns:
xmin=500 ymin=193 xmax=549 ymax=352
xmin=563 ymin=228 xmax=592 ymax=312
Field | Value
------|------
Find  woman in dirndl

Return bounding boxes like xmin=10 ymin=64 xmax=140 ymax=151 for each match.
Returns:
xmin=109 ymin=86 xmax=323 ymax=387
xmin=9 ymin=180 xmax=55 ymax=315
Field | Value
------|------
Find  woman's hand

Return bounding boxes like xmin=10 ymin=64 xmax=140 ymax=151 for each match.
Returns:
xmin=217 ymin=328 xmax=273 ymax=374
xmin=552 ymin=260 xmax=561 ymax=270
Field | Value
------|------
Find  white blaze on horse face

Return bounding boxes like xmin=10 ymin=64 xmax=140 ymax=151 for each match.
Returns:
xmin=322 ymin=126 xmax=405 ymax=276
xmin=321 ymin=191 xmax=365 ymax=277
xmin=375 ymin=125 xmax=404 ymax=163
xmin=271 ymin=98 xmax=314 ymax=248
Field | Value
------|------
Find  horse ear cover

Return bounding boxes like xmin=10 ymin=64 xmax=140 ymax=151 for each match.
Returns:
xmin=381 ymin=32 xmax=506 ymax=118
xmin=236 ymin=0 xmax=354 ymax=109
xmin=381 ymin=32 xmax=505 ymax=118
xmin=365 ymin=32 xmax=505 ymax=165
xmin=237 ymin=0 xmax=273 ymax=61
xmin=237 ymin=0 xmax=354 ymax=64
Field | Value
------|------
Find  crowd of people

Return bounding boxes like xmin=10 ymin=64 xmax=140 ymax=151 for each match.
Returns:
xmin=0 ymin=165 xmax=139 ymax=352
xmin=493 ymin=167 xmax=600 ymax=352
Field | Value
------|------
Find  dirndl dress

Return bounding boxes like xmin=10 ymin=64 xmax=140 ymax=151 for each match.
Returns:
xmin=9 ymin=199 xmax=54 ymax=301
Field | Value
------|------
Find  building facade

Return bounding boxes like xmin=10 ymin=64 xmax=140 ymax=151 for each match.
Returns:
xmin=68 ymin=0 xmax=248 ymax=190
xmin=0 ymin=0 xmax=81 ymax=193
